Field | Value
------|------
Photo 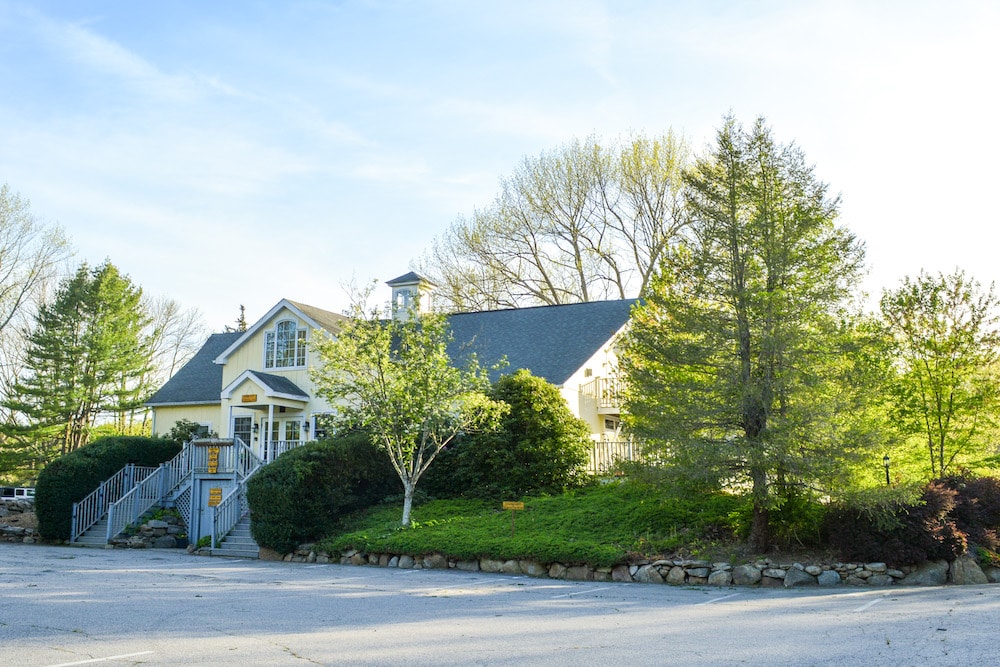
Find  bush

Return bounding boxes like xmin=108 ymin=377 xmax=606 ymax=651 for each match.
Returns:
xmin=823 ymin=482 xmax=968 ymax=564
xmin=246 ymin=432 xmax=399 ymax=554
xmin=423 ymin=370 xmax=591 ymax=500
xmin=35 ymin=436 xmax=181 ymax=541
xmin=936 ymin=473 xmax=1000 ymax=551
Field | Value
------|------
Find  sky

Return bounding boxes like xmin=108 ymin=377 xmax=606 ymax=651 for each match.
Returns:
xmin=1 ymin=0 xmax=997 ymax=331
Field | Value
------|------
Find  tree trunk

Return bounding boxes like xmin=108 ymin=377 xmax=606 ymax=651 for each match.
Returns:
xmin=748 ymin=464 xmax=771 ymax=552
xmin=401 ymin=480 xmax=415 ymax=527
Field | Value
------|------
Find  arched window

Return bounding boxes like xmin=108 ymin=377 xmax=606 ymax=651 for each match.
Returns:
xmin=264 ymin=320 xmax=307 ymax=369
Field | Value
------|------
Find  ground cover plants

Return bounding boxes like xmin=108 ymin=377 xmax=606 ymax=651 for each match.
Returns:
xmin=318 ymin=481 xmax=744 ymax=568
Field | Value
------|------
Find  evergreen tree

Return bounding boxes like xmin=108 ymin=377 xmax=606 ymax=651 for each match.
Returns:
xmin=620 ymin=116 xmax=868 ymax=551
xmin=3 ymin=262 xmax=152 ymax=464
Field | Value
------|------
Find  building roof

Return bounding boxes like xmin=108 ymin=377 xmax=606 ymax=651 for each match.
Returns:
xmin=147 ymin=298 xmax=637 ymax=407
xmin=220 ymin=370 xmax=309 ymax=400
xmin=446 ymin=299 xmax=637 ymax=385
xmin=386 ymin=271 xmax=436 ymax=287
xmin=145 ymin=332 xmax=242 ymax=406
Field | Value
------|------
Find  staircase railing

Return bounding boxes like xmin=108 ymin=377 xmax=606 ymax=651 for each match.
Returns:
xmin=71 ymin=464 xmax=157 ymax=543
xmin=106 ymin=467 xmax=168 ymax=541
xmin=212 ymin=437 xmax=263 ymax=548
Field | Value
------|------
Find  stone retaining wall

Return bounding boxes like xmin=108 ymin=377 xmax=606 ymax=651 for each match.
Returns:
xmin=0 ymin=499 xmax=38 ymax=543
xmin=267 ymin=543 xmax=1000 ymax=588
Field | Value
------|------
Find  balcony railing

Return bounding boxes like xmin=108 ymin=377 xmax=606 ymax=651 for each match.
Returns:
xmin=587 ymin=439 xmax=645 ymax=475
xmin=580 ymin=377 xmax=623 ymax=411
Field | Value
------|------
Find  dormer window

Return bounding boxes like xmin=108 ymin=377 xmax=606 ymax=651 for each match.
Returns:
xmin=264 ymin=320 xmax=307 ymax=369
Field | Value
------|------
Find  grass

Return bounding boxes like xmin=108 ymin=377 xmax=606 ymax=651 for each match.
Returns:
xmin=318 ymin=480 xmax=745 ymax=569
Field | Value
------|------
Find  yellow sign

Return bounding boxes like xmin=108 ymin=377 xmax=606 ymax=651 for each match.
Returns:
xmin=502 ymin=501 xmax=525 ymax=511
xmin=207 ymin=446 xmax=220 ymax=473
xmin=208 ymin=488 xmax=223 ymax=507
xmin=241 ymin=394 xmax=257 ymax=403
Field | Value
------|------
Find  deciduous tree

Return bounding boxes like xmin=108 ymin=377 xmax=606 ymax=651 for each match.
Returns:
xmin=620 ymin=116 xmax=867 ymax=551
xmin=420 ymin=132 xmax=688 ymax=311
xmin=880 ymin=269 xmax=1000 ymax=477
xmin=311 ymin=290 xmax=507 ymax=526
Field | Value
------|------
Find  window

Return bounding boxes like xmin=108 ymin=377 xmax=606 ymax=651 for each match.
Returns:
xmin=284 ymin=420 xmax=301 ymax=442
xmin=264 ymin=320 xmax=307 ymax=369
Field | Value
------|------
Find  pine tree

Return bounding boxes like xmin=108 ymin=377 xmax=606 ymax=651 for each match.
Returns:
xmin=3 ymin=262 xmax=152 ymax=464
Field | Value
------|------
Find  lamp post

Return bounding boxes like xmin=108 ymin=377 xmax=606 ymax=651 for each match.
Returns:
xmin=883 ymin=454 xmax=890 ymax=486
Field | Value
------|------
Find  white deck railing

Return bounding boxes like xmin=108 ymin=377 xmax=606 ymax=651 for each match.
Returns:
xmin=587 ymin=439 xmax=644 ymax=475
xmin=211 ymin=438 xmax=264 ymax=548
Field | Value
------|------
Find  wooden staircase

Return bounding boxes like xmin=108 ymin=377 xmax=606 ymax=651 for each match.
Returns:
xmin=209 ymin=515 xmax=259 ymax=559
xmin=73 ymin=518 xmax=111 ymax=547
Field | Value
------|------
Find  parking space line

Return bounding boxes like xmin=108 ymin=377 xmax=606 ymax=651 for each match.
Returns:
xmin=853 ymin=596 xmax=887 ymax=612
xmin=697 ymin=593 xmax=741 ymax=605
xmin=48 ymin=651 xmax=154 ymax=666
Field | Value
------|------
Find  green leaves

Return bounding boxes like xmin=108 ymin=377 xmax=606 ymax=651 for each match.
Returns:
xmin=880 ymin=269 xmax=1000 ymax=477
xmin=621 ymin=116 xmax=868 ymax=550
xmin=311 ymin=297 xmax=506 ymax=526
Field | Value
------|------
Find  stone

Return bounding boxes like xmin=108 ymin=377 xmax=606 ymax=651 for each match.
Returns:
xmin=817 ymin=571 xmax=841 ymax=587
xmin=612 ymin=565 xmax=632 ymax=582
xmin=665 ymin=566 xmax=686 ymax=585
xmin=397 ymin=555 xmax=414 ymax=569
xmin=732 ymin=565 xmax=762 ymax=586
xmin=548 ymin=563 xmax=568 ymax=579
xmin=151 ymin=535 xmax=177 ymax=549
xmin=707 ymin=570 xmax=732 ymax=586
xmin=845 ymin=575 xmax=867 ymax=586
xmin=378 ymin=554 xmax=390 ymax=567
xmin=566 ymin=566 xmax=593 ymax=581
xmin=350 ymin=553 xmax=365 ymax=565
xmin=712 ymin=562 xmax=732 ymax=572
xmin=387 ymin=556 xmax=399 ymax=568
xmin=762 ymin=568 xmax=786 ymax=579
xmin=761 ymin=576 xmax=783 ymax=588
xmin=634 ymin=565 xmax=664 ymax=584
xmin=984 ymin=566 xmax=1000 ymax=584
xmin=593 ymin=570 xmax=610 ymax=582
xmin=949 ymin=555 xmax=989 ymax=585
xmin=886 ymin=569 xmax=905 ymax=579
xmin=479 ymin=559 xmax=503 ymax=573
xmin=783 ymin=568 xmax=817 ymax=588
xmin=423 ymin=553 xmax=448 ymax=569
xmin=866 ymin=562 xmax=888 ymax=573
xmin=520 ymin=561 xmax=548 ymax=578
xmin=455 ymin=560 xmax=480 ymax=572
xmin=316 ymin=555 xmax=330 ymax=564
xmin=146 ymin=519 xmax=169 ymax=529
xmin=306 ymin=552 xmax=317 ymax=563
xmin=902 ymin=560 xmax=949 ymax=586
xmin=685 ymin=567 xmax=710 ymax=579
xmin=805 ymin=565 xmax=823 ymax=576
xmin=501 ymin=560 xmax=523 ymax=575
xmin=868 ymin=574 xmax=894 ymax=587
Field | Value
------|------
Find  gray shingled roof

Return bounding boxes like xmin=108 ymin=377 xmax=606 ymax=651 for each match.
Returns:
xmin=446 ymin=299 xmax=636 ymax=385
xmin=147 ymin=299 xmax=636 ymax=407
xmin=248 ymin=371 xmax=309 ymax=398
xmin=146 ymin=332 xmax=242 ymax=406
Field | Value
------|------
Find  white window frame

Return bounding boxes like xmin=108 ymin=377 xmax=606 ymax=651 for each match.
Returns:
xmin=264 ymin=319 xmax=307 ymax=369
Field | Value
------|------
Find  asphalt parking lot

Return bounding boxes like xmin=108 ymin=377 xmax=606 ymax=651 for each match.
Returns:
xmin=2 ymin=542 xmax=999 ymax=666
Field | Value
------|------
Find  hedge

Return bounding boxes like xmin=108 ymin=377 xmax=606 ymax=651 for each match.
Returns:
xmin=35 ymin=436 xmax=181 ymax=541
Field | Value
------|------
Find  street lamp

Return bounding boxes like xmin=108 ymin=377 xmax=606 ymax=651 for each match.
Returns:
xmin=883 ymin=454 xmax=890 ymax=486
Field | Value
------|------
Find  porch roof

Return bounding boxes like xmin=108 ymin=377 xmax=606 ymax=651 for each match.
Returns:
xmin=221 ymin=370 xmax=309 ymax=401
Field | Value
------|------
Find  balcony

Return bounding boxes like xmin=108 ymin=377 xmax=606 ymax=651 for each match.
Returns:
xmin=580 ymin=377 xmax=623 ymax=414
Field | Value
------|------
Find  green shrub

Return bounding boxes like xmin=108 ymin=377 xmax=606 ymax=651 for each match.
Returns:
xmin=35 ymin=436 xmax=181 ymax=541
xmin=246 ymin=432 xmax=398 ymax=554
xmin=424 ymin=370 xmax=591 ymax=500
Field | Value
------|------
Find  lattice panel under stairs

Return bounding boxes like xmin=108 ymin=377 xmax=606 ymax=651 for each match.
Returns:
xmin=174 ymin=486 xmax=192 ymax=531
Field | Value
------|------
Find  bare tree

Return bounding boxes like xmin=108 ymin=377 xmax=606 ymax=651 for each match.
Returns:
xmin=419 ymin=132 xmax=689 ymax=311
